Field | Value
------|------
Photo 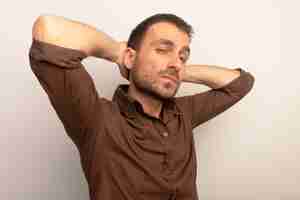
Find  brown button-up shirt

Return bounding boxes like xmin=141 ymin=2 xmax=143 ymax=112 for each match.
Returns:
xmin=29 ymin=39 xmax=255 ymax=200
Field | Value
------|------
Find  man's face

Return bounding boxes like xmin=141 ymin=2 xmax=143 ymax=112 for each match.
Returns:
xmin=130 ymin=22 xmax=191 ymax=100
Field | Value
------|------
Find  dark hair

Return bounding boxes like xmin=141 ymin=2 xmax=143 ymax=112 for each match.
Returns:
xmin=128 ymin=13 xmax=194 ymax=51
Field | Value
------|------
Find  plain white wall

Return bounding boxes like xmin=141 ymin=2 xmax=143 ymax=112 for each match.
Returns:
xmin=1 ymin=0 xmax=299 ymax=199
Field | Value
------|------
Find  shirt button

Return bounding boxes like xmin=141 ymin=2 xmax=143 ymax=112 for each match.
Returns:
xmin=162 ymin=132 xmax=169 ymax=137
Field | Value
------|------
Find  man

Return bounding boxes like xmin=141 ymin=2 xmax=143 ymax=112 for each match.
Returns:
xmin=29 ymin=13 xmax=254 ymax=200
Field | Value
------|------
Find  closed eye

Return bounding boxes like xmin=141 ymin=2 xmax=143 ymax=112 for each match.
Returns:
xmin=156 ymin=48 xmax=168 ymax=53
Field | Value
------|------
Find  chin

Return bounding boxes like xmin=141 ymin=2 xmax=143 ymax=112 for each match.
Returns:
xmin=156 ymin=86 xmax=178 ymax=99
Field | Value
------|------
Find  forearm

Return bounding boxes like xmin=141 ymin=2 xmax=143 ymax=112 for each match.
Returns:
xmin=182 ymin=64 xmax=241 ymax=89
xmin=32 ymin=15 xmax=120 ymax=62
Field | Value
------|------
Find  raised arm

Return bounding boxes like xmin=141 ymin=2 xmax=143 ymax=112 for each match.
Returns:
xmin=33 ymin=15 xmax=121 ymax=62
xmin=182 ymin=64 xmax=241 ymax=89
xmin=177 ymin=65 xmax=255 ymax=129
xmin=29 ymin=15 xmax=126 ymax=148
xmin=32 ymin=15 xmax=129 ymax=78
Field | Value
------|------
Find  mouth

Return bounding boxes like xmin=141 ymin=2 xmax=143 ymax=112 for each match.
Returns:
xmin=161 ymin=75 xmax=179 ymax=84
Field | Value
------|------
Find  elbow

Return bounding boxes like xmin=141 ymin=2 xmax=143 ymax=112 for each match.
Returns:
xmin=32 ymin=15 xmax=53 ymax=40
xmin=222 ymin=71 xmax=255 ymax=100
xmin=235 ymin=69 xmax=255 ymax=95
xmin=246 ymin=72 xmax=255 ymax=92
xmin=237 ymin=72 xmax=255 ymax=99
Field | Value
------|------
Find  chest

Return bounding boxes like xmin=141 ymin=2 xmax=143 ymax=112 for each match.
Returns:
xmin=102 ymin=111 xmax=194 ymax=173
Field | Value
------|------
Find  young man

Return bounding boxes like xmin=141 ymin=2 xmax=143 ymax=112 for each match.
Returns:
xmin=29 ymin=13 xmax=254 ymax=200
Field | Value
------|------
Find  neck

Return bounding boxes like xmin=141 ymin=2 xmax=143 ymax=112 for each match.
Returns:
xmin=128 ymin=83 xmax=163 ymax=119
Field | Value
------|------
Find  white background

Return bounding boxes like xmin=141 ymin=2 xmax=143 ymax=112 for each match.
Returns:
xmin=1 ymin=0 xmax=299 ymax=199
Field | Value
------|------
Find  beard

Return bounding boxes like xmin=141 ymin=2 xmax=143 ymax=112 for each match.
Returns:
xmin=130 ymin=65 xmax=180 ymax=100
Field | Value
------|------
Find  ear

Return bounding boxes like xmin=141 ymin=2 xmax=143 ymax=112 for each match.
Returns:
xmin=123 ymin=47 xmax=137 ymax=70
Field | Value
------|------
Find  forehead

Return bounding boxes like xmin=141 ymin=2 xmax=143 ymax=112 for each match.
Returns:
xmin=142 ymin=22 xmax=190 ymax=47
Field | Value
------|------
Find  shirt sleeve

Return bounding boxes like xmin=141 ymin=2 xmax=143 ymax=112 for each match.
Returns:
xmin=29 ymin=39 xmax=101 ymax=148
xmin=176 ymin=68 xmax=255 ymax=129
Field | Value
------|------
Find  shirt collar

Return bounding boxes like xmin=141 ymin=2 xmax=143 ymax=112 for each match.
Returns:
xmin=112 ymin=84 xmax=181 ymax=122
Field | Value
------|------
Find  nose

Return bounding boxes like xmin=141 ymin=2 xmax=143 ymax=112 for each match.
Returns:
xmin=165 ymin=56 xmax=184 ymax=81
xmin=168 ymin=54 xmax=183 ymax=72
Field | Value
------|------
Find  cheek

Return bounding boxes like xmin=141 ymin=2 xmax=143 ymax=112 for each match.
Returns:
xmin=139 ymin=60 xmax=160 ymax=77
xmin=148 ymin=56 xmax=169 ymax=75
xmin=133 ymin=62 xmax=154 ymax=81
xmin=135 ymin=52 xmax=168 ymax=79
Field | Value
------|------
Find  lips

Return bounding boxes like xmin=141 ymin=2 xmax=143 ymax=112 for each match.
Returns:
xmin=161 ymin=75 xmax=178 ymax=83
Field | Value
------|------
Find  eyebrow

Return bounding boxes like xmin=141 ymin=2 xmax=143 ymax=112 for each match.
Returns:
xmin=151 ymin=39 xmax=190 ymax=55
